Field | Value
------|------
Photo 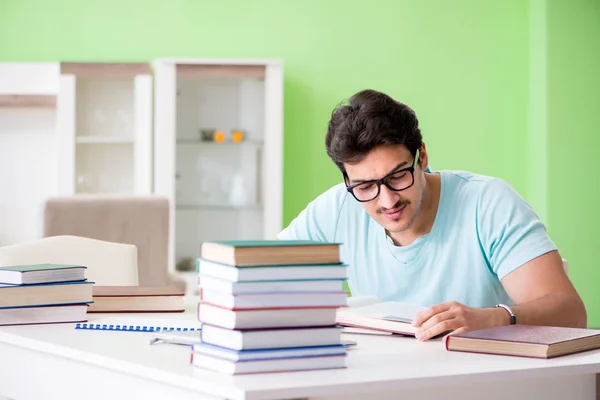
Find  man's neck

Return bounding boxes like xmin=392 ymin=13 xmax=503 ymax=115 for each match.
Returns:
xmin=387 ymin=173 xmax=441 ymax=247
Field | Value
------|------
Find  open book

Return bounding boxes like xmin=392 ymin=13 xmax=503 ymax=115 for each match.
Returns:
xmin=336 ymin=296 xmax=426 ymax=337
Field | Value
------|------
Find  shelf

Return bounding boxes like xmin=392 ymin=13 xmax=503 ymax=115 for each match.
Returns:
xmin=176 ymin=64 xmax=265 ymax=80
xmin=61 ymin=62 xmax=150 ymax=77
xmin=176 ymin=138 xmax=263 ymax=146
xmin=176 ymin=204 xmax=262 ymax=211
xmin=0 ymin=94 xmax=56 ymax=108
xmin=76 ymin=136 xmax=134 ymax=144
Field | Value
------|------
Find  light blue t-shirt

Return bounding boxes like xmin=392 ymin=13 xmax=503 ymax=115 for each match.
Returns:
xmin=278 ymin=170 xmax=557 ymax=308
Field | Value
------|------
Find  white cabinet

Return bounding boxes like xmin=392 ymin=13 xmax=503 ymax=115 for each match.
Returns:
xmin=152 ymin=58 xmax=283 ymax=273
xmin=56 ymin=63 xmax=153 ymax=195
xmin=0 ymin=63 xmax=60 ymax=246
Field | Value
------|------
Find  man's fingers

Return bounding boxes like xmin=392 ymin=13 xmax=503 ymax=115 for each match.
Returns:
xmin=413 ymin=302 xmax=452 ymax=327
xmin=416 ymin=318 xmax=459 ymax=342
xmin=416 ymin=310 xmax=455 ymax=333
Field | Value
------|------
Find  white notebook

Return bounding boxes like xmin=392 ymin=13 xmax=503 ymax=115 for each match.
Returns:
xmin=75 ymin=317 xmax=202 ymax=332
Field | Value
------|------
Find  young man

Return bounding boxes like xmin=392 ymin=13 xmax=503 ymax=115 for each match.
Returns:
xmin=278 ymin=89 xmax=586 ymax=341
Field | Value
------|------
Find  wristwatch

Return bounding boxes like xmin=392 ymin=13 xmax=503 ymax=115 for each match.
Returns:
xmin=496 ymin=304 xmax=516 ymax=325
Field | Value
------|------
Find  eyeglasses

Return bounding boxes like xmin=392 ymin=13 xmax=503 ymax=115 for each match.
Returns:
xmin=344 ymin=150 xmax=419 ymax=202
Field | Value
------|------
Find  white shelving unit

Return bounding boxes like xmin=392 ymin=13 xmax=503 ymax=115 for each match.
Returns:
xmin=0 ymin=63 xmax=61 ymax=246
xmin=56 ymin=63 xmax=153 ymax=195
xmin=152 ymin=58 xmax=284 ymax=274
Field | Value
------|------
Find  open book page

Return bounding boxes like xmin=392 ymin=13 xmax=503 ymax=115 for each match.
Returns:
xmin=337 ymin=297 xmax=427 ymax=336
xmin=350 ymin=301 xmax=427 ymax=323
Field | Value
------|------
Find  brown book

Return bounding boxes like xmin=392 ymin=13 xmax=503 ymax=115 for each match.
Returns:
xmin=446 ymin=324 xmax=600 ymax=358
xmin=200 ymin=240 xmax=341 ymax=267
xmin=87 ymin=285 xmax=185 ymax=313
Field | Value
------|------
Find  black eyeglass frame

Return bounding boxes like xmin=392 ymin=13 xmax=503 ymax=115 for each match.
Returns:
xmin=343 ymin=149 xmax=420 ymax=203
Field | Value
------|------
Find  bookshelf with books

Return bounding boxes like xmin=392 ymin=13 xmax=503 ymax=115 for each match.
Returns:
xmin=152 ymin=59 xmax=283 ymax=280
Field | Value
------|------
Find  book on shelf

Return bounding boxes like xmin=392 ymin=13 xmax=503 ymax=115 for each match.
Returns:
xmin=0 ymin=281 xmax=94 ymax=309
xmin=0 ymin=304 xmax=88 ymax=326
xmin=445 ymin=324 xmax=600 ymax=359
xmin=198 ymin=302 xmax=338 ymax=330
xmin=197 ymin=259 xmax=348 ymax=282
xmin=87 ymin=285 xmax=185 ymax=313
xmin=0 ymin=264 xmax=86 ymax=285
xmin=200 ymin=240 xmax=341 ymax=266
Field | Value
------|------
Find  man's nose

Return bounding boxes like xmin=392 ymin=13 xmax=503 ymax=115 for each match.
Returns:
xmin=377 ymin=185 xmax=399 ymax=209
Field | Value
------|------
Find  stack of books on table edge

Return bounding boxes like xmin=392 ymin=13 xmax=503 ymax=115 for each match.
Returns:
xmin=0 ymin=264 xmax=93 ymax=326
xmin=192 ymin=240 xmax=349 ymax=375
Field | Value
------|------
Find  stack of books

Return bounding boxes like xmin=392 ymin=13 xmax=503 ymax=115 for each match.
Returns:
xmin=191 ymin=240 xmax=349 ymax=375
xmin=0 ymin=264 xmax=94 ymax=326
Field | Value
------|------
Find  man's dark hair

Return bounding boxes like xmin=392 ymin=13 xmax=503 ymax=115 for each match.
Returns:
xmin=325 ymin=89 xmax=423 ymax=172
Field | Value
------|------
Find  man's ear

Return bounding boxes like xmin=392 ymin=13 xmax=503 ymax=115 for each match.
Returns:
xmin=419 ymin=142 xmax=429 ymax=171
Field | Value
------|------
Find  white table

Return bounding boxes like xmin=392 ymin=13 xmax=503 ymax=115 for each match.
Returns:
xmin=1 ymin=300 xmax=600 ymax=400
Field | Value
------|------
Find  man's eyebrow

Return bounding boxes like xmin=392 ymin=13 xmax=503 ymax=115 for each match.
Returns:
xmin=349 ymin=161 xmax=409 ymax=184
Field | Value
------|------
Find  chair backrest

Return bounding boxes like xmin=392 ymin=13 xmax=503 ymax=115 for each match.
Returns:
xmin=0 ymin=235 xmax=138 ymax=285
xmin=43 ymin=195 xmax=169 ymax=286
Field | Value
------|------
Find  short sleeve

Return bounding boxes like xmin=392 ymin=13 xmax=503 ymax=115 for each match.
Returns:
xmin=277 ymin=183 xmax=348 ymax=243
xmin=476 ymin=178 xmax=557 ymax=279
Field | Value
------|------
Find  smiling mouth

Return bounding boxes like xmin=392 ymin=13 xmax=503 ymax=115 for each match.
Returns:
xmin=381 ymin=204 xmax=407 ymax=220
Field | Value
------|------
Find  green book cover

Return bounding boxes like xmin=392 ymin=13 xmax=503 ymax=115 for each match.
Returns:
xmin=208 ymin=240 xmax=340 ymax=248
xmin=0 ymin=264 xmax=86 ymax=273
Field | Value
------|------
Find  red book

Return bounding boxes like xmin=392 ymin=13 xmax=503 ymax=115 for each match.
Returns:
xmin=446 ymin=324 xmax=600 ymax=359
xmin=87 ymin=285 xmax=185 ymax=313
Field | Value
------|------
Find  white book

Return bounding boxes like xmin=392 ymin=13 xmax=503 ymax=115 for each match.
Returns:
xmin=201 ymin=290 xmax=348 ymax=310
xmin=191 ymin=342 xmax=347 ymax=362
xmin=199 ymin=274 xmax=345 ymax=294
xmin=192 ymin=352 xmax=347 ymax=374
xmin=197 ymin=259 xmax=348 ymax=282
xmin=201 ymin=324 xmax=342 ymax=350
xmin=198 ymin=302 xmax=337 ymax=329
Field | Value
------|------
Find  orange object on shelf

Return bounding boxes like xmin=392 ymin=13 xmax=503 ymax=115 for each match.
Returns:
xmin=231 ymin=130 xmax=244 ymax=143
xmin=214 ymin=131 xmax=225 ymax=143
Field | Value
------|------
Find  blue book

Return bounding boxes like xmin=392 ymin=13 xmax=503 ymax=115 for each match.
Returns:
xmin=191 ymin=342 xmax=347 ymax=362
xmin=0 ymin=264 xmax=86 ymax=285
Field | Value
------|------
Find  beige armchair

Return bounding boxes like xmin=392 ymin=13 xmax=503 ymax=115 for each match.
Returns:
xmin=43 ymin=195 xmax=183 ymax=290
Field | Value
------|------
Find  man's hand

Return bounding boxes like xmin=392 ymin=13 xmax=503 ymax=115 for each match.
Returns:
xmin=411 ymin=301 xmax=510 ymax=342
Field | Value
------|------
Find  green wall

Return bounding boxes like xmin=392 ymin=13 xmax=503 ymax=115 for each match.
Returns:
xmin=546 ymin=0 xmax=600 ymax=326
xmin=1 ymin=0 xmax=597 ymax=323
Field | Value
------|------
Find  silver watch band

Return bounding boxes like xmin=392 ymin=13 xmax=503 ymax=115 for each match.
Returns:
xmin=496 ymin=303 xmax=516 ymax=325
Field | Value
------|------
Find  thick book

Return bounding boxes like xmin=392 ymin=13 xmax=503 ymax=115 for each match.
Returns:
xmin=201 ymin=290 xmax=348 ymax=310
xmin=198 ymin=302 xmax=338 ymax=330
xmin=87 ymin=285 xmax=185 ymax=313
xmin=0 ymin=304 xmax=88 ymax=326
xmin=201 ymin=324 xmax=342 ymax=350
xmin=200 ymin=240 xmax=341 ymax=266
xmin=199 ymin=275 xmax=346 ymax=295
xmin=191 ymin=342 xmax=347 ymax=362
xmin=0 ymin=264 xmax=86 ymax=285
xmin=197 ymin=259 xmax=348 ymax=282
xmin=335 ymin=297 xmax=426 ymax=337
xmin=0 ymin=281 xmax=94 ymax=308
xmin=445 ymin=324 xmax=600 ymax=359
xmin=191 ymin=352 xmax=346 ymax=375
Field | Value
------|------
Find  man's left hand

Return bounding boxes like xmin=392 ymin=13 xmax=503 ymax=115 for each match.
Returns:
xmin=411 ymin=301 xmax=509 ymax=342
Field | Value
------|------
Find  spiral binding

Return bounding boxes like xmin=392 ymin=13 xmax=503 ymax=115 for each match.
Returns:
xmin=75 ymin=322 xmax=200 ymax=332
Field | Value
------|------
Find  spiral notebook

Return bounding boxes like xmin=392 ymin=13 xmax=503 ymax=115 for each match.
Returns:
xmin=75 ymin=317 xmax=202 ymax=332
